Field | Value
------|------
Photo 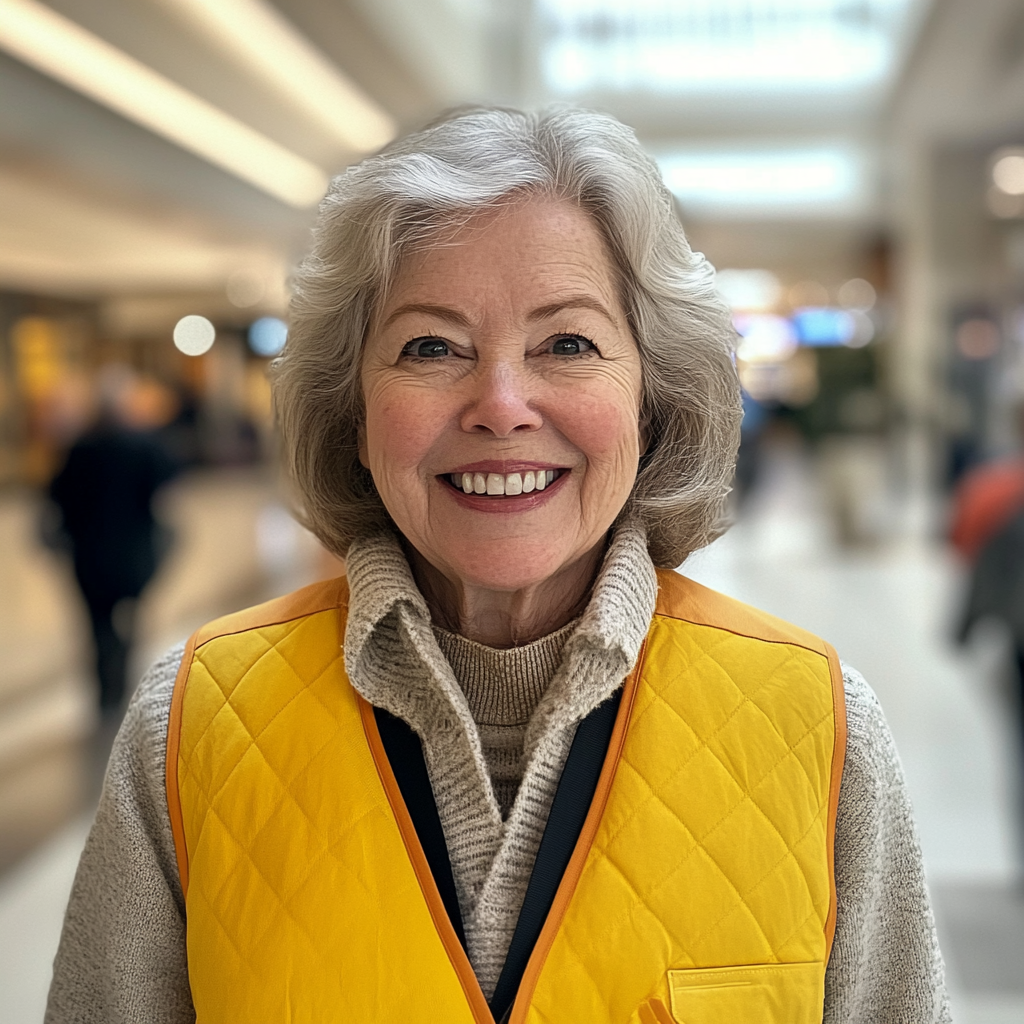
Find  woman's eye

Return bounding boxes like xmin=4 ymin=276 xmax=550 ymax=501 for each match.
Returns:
xmin=402 ymin=337 xmax=450 ymax=358
xmin=550 ymin=334 xmax=595 ymax=356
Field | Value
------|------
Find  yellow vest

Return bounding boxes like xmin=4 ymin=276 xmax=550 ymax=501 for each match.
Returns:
xmin=167 ymin=569 xmax=846 ymax=1024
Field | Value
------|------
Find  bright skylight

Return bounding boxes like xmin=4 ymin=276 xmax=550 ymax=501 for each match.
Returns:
xmin=538 ymin=0 xmax=923 ymax=95
xmin=659 ymin=146 xmax=868 ymax=216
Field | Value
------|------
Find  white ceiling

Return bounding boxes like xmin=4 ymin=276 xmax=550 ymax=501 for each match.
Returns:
xmin=0 ymin=0 xmax=1021 ymax=306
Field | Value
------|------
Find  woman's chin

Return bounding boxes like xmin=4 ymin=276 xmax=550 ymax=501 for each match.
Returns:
xmin=432 ymin=539 xmax=598 ymax=596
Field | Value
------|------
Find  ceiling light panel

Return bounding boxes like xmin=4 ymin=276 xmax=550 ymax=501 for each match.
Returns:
xmin=659 ymin=146 xmax=869 ymax=217
xmin=0 ymin=0 xmax=329 ymax=207
xmin=154 ymin=0 xmax=395 ymax=153
xmin=538 ymin=0 xmax=924 ymax=95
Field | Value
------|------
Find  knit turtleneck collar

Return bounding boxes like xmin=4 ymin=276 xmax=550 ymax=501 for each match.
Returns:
xmin=433 ymin=618 xmax=579 ymax=727
xmin=340 ymin=523 xmax=658 ymax=999
xmin=343 ymin=522 xmax=655 ymax=706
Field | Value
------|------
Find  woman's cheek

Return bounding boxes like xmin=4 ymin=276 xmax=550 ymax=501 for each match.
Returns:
xmin=555 ymin=383 xmax=641 ymax=466
xmin=366 ymin=383 xmax=446 ymax=474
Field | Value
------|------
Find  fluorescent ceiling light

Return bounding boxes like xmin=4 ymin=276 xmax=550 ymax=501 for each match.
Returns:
xmin=539 ymin=0 xmax=921 ymax=95
xmin=0 ymin=0 xmax=329 ymax=207
xmin=156 ymin=0 xmax=395 ymax=153
xmin=659 ymin=147 xmax=866 ymax=217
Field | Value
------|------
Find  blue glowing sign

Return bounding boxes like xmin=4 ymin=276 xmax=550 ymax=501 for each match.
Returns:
xmin=792 ymin=307 xmax=855 ymax=346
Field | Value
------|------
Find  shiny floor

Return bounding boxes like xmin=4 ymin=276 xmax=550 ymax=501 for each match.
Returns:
xmin=1 ymin=449 xmax=1023 ymax=1022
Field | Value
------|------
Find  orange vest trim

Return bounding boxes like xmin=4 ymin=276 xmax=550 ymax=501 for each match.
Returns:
xmin=358 ymin=694 xmax=495 ymax=1023
xmin=164 ymin=575 xmax=351 ymax=899
xmin=647 ymin=570 xmax=848 ymax=952
xmin=165 ymin=567 xmax=845 ymax=1023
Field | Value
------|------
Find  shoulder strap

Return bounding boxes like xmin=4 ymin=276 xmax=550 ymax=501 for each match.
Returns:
xmin=488 ymin=689 xmax=623 ymax=1023
xmin=373 ymin=707 xmax=467 ymax=951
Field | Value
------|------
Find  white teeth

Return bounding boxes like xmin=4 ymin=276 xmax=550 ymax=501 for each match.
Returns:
xmin=450 ymin=469 xmax=558 ymax=495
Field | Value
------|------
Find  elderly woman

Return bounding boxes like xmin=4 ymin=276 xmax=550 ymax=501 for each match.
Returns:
xmin=48 ymin=108 xmax=949 ymax=1024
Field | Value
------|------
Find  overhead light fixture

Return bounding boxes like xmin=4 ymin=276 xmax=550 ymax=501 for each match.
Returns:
xmin=659 ymin=146 xmax=866 ymax=217
xmin=0 ymin=0 xmax=329 ymax=207
xmin=156 ymin=0 xmax=395 ymax=154
xmin=539 ymin=0 xmax=921 ymax=96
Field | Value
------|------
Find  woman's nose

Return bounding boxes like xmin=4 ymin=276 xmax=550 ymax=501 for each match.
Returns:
xmin=459 ymin=362 xmax=542 ymax=436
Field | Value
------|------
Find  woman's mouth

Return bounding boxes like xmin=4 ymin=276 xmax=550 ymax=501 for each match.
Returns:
xmin=442 ymin=469 xmax=564 ymax=496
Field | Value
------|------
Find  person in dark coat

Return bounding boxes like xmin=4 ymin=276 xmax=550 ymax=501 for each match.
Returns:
xmin=49 ymin=371 xmax=178 ymax=714
xmin=958 ymin=505 xmax=1024 ymax=862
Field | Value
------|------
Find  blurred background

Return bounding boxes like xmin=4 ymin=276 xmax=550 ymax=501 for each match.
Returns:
xmin=1 ymin=0 xmax=1023 ymax=1019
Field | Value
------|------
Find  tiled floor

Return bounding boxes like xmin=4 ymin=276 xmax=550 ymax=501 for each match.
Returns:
xmin=1 ymin=450 xmax=1023 ymax=1021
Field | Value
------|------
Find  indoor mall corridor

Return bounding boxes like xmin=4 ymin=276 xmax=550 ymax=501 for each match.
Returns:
xmin=1 ymin=446 xmax=1022 ymax=1022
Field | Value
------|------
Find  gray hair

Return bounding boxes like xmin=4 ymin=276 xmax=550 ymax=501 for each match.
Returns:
xmin=273 ymin=106 xmax=741 ymax=569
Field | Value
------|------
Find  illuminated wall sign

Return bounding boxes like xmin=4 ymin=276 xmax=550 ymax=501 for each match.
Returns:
xmin=792 ymin=307 xmax=855 ymax=346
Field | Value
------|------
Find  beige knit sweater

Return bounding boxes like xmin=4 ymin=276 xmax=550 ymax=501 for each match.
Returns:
xmin=46 ymin=526 xmax=952 ymax=1023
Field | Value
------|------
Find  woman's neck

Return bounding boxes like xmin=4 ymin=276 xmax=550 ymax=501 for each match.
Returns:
xmin=407 ymin=541 xmax=604 ymax=648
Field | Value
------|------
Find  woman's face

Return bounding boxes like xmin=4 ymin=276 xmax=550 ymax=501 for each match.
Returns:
xmin=360 ymin=198 xmax=643 ymax=599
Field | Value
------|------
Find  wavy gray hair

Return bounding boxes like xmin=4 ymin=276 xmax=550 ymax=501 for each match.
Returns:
xmin=273 ymin=106 xmax=740 ymax=569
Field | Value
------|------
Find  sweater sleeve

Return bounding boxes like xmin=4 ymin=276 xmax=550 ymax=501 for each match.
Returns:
xmin=823 ymin=665 xmax=952 ymax=1024
xmin=45 ymin=642 xmax=195 ymax=1024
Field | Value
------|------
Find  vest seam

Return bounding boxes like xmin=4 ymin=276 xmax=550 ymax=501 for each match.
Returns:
xmin=193 ymin=576 xmax=349 ymax=650
xmin=823 ymin=642 xmax=848 ymax=956
xmin=507 ymin=638 xmax=649 ymax=1024
xmin=165 ymin=628 xmax=198 ymax=901
xmin=652 ymin=609 xmax=829 ymax=659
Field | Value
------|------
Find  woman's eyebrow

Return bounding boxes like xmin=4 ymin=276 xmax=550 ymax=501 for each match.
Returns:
xmin=382 ymin=302 xmax=474 ymax=330
xmin=527 ymin=296 xmax=618 ymax=325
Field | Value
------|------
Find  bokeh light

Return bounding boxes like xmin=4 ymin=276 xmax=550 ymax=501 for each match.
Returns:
xmin=173 ymin=315 xmax=216 ymax=356
xmin=248 ymin=316 xmax=288 ymax=357
xmin=992 ymin=150 xmax=1024 ymax=196
xmin=837 ymin=278 xmax=877 ymax=312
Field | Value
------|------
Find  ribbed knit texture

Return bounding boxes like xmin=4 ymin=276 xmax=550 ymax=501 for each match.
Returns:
xmin=433 ymin=620 xmax=577 ymax=818
xmin=343 ymin=524 xmax=657 ymax=997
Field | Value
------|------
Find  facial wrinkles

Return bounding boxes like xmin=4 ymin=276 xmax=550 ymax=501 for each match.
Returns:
xmin=359 ymin=199 xmax=643 ymax=641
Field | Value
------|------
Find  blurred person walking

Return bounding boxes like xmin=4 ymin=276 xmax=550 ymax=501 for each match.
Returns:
xmin=48 ymin=365 xmax=178 ymax=717
xmin=953 ymin=403 xmax=1024 ymax=862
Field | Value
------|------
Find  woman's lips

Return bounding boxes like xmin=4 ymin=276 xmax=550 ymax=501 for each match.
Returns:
xmin=444 ymin=468 xmax=562 ymax=496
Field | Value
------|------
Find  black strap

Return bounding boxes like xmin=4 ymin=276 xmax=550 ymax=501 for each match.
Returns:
xmin=373 ymin=706 xmax=467 ymax=951
xmin=488 ymin=689 xmax=623 ymax=1023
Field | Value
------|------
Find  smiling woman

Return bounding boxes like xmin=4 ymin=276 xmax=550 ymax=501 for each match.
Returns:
xmin=47 ymin=107 xmax=950 ymax=1024
xmin=359 ymin=199 xmax=644 ymax=645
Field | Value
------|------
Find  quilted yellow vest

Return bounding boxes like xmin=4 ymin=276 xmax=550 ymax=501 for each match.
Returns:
xmin=166 ymin=569 xmax=846 ymax=1024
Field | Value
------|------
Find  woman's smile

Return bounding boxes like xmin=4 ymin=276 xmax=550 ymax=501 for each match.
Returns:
xmin=360 ymin=196 xmax=643 ymax=607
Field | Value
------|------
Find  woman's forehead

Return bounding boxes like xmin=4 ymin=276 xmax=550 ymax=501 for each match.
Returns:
xmin=381 ymin=199 xmax=623 ymax=321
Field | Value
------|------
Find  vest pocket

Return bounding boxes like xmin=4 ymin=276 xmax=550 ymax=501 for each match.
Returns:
xmin=666 ymin=962 xmax=824 ymax=1024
